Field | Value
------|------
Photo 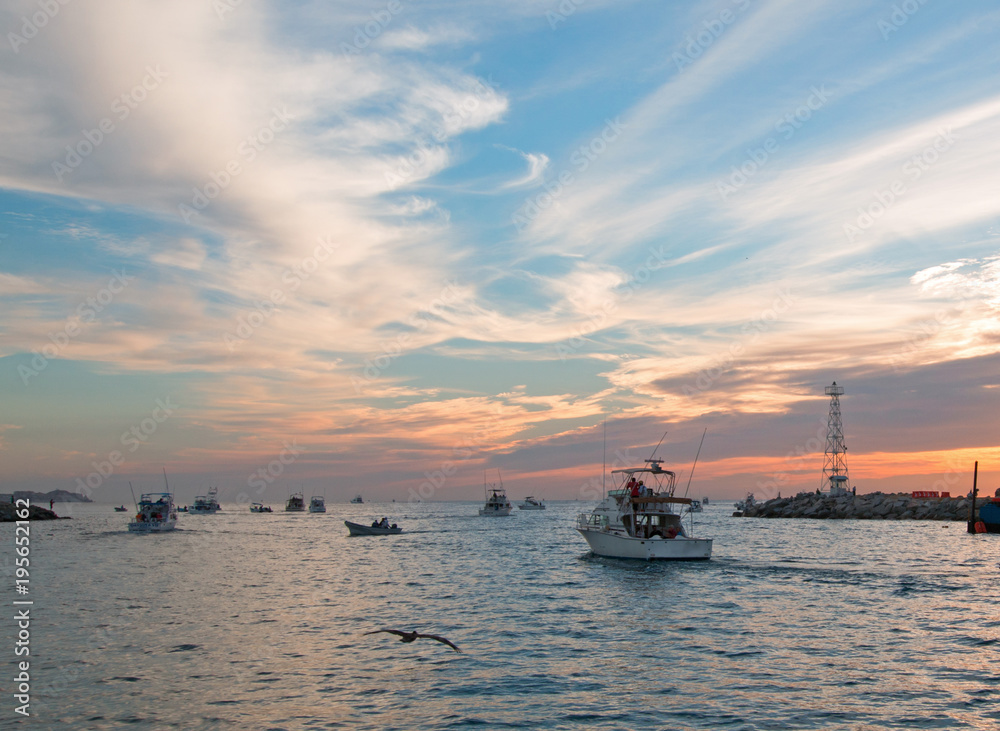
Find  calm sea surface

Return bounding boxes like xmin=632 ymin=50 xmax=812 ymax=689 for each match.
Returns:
xmin=3 ymin=501 xmax=998 ymax=730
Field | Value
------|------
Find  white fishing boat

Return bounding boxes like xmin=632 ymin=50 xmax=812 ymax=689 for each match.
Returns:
xmin=517 ymin=496 xmax=546 ymax=510
xmin=350 ymin=495 xmax=363 ymax=504
xmin=188 ymin=486 xmax=221 ymax=514
xmin=479 ymin=471 xmax=512 ymax=516
xmin=128 ymin=492 xmax=178 ymax=532
xmin=689 ymin=499 xmax=703 ymax=513
xmin=480 ymin=488 xmax=512 ymax=516
xmin=733 ymin=492 xmax=756 ymax=515
xmin=345 ymin=519 xmax=402 ymax=536
xmin=308 ymin=495 xmax=326 ymax=513
xmin=285 ymin=492 xmax=306 ymax=512
xmin=702 ymin=496 xmax=710 ymax=505
xmin=576 ymin=436 xmax=712 ymax=560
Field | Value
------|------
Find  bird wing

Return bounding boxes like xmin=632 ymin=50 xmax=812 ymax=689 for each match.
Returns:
xmin=364 ymin=629 xmax=406 ymax=638
xmin=417 ymin=633 xmax=461 ymax=652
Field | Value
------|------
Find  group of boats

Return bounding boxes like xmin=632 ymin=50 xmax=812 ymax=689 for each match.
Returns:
xmin=477 ymin=490 xmax=545 ymax=516
xmin=477 ymin=470 xmax=546 ymax=516
xmin=279 ymin=493 xmax=327 ymax=512
xmin=125 ymin=433 xmax=716 ymax=561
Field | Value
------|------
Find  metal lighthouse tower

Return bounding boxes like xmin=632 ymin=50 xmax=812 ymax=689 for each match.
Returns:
xmin=821 ymin=382 xmax=852 ymax=494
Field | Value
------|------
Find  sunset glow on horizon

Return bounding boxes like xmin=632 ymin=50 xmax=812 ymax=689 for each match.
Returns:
xmin=3 ymin=1 xmax=1000 ymax=505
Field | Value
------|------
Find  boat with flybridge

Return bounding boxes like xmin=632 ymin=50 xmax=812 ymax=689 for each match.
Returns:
xmin=576 ymin=435 xmax=711 ymax=560
xmin=128 ymin=492 xmax=178 ymax=532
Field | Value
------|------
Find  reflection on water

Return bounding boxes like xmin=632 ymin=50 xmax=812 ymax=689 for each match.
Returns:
xmin=4 ymin=502 xmax=998 ymax=729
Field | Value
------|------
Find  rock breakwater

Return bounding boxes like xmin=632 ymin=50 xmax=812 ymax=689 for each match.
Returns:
xmin=0 ymin=503 xmax=63 ymax=521
xmin=741 ymin=491 xmax=984 ymax=521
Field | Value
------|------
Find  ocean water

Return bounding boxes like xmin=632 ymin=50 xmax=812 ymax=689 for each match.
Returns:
xmin=3 ymin=501 xmax=998 ymax=730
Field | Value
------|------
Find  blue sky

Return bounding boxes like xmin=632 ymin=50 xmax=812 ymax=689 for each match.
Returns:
xmin=2 ymin=0 xmax=1000 ymax=504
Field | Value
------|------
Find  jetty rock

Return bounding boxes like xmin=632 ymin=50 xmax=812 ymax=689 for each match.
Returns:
xmin=741 ymin=491 xmax=976 ymax=522
xmin=0 ymin=503 xmax=64 ymax=522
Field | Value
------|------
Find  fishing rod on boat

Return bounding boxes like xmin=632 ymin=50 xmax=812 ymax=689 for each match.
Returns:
xmin=129 ymin=481 xmax=139 ymax=513
xmin=682 ymin=429 xmax=708 ymax=535
xmin=648 ymin=430 xmax=668 ymax=462
xmin=683 ymin=429 xmax=708 ymax=499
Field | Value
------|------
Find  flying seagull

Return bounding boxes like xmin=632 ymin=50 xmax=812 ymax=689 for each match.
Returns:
xmin=364 ymin=629 xmax=461 ymax=653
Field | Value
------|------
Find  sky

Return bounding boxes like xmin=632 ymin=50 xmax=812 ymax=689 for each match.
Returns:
xmin=2 ymin=0 xmax=1000 ymax=505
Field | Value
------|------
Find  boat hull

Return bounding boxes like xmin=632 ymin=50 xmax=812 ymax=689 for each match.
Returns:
xmin=479 ymin=507 xmax=512 ymax=516
xmin=345 ymin=520 xmax=401 ymax=536
xmin=128 ymin=519 xmax=177 ymax=533
xmin=577 ymin=528 xmax=712 ymax=560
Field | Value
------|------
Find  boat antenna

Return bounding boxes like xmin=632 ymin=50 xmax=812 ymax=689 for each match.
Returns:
xmin=497 ymin=467 xmax=503 ymax=487
xmin=129 ymin=481 xmax=139 ymax=511
xmin=162 ymin=467 xmax=170 ymax=493
xmin=683 ymin=428 xmax=708 ymax=498
xmin=647 ymin=429 xmax=668 ymax=463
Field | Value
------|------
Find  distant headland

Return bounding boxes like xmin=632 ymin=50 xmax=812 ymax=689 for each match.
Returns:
xmin=0 ymin=489 xmax=92 ymax=504
xmin=0 ymin=490 xmax=88 ymax=521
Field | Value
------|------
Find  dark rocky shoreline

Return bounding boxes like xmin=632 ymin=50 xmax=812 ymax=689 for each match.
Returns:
xmin=0 ymin=503 xmax=65 ymax=521
xmin=739 ymin=491 xmax=987 ymax=521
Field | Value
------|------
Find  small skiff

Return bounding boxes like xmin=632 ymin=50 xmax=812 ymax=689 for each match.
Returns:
xmin=345 ymin=520 xmax=402 ymax=536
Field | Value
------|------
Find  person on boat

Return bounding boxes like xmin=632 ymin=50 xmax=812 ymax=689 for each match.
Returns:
xmin=630 ymin=481 xmax=640 ymax=498
xmin=371 ymin=520 xmax=379 ymax=528
xmin=379 ymin=517 xmax=389 ymax=528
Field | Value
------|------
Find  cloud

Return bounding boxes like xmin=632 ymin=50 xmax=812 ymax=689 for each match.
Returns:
xmin=151 ymin=238 xmax=207 ymax=270
xmin=0 ymin=273 xmax=47 ymax=296
xmin=495 ymin=145 xmax=550 ymax=189
xmin=377 ymin=25 xmax=477 ymax=51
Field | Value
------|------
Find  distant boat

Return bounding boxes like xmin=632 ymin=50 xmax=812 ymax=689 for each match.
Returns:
xmin=188 ymin=486 xmax=221 ymax=514
xmin=128 ymin=492 xmax=178 ymax=533
xmin=285 ymin=493 xmax=306 ymax=512
xmin=702 ymin=496 xmax=710 ymax=505
xmin=113 ymin=505 xmax=128 ymax=512
xmin=733 ymin=493 xmax=756 ymax=515
xmin=689 ymin=499 xmax=704 ymax=513
xmin=479 ymin=470 xmax=512 ymax=517
xmin=249 ymin=502 xmax=272 ymax=513
xmin=350 ymin=495 xmax=363 ymax=504
xmin=517 ymin=496 xmax=546 ymax=510
xmin=345 ymin=519 xmax=401 ymax=536
xmin=309 ymin=495 xmax=326 ymax=513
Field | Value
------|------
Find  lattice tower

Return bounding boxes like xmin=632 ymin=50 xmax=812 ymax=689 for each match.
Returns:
xmin=821 ymin=382 xmax=852 ymax=493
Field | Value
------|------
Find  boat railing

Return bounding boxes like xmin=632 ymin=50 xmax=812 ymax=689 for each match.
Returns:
xmin=629 ymin=495 xmax=692 ymax=506
xmin=578 ymin=513 xmax=609 ymax=530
